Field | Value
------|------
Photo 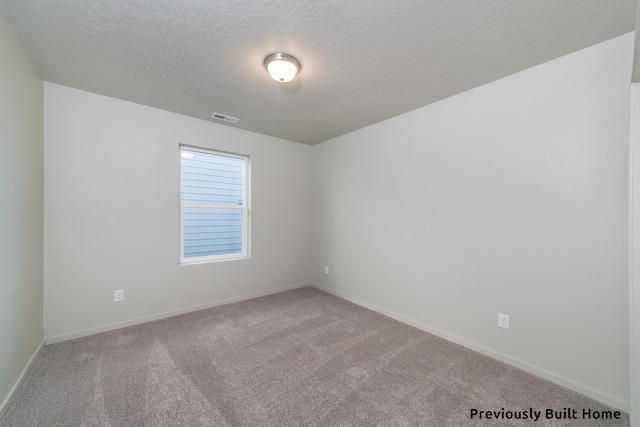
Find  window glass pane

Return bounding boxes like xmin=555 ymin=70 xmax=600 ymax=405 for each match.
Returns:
xmin=181 ymin=149 xmax=244 ymax=205
xmin=180 ymin=147 xmax=248 ymax=263
xmin=183 ymin=207 xmax=243 ymax=258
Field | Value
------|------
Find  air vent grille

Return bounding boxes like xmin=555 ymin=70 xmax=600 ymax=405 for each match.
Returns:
xmin=211 ymin=112 xmax=239 ymax=124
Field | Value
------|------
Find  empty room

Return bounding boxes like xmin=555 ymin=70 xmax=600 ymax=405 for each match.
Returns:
xmin=2 ymin=0 xmax=640 ymax=425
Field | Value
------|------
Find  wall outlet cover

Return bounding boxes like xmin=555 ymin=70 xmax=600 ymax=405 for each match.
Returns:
xmin=498 ymin=313 xmax=509 ymax=330
xmin=114 ymin=289 xmax=124 ymax=302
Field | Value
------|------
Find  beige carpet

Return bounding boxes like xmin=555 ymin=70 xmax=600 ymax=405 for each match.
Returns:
xmin=0 ymin=287 xmax=629 ymax=426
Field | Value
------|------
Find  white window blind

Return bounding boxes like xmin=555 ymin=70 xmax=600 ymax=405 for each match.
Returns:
xmin=180 ymin=147 xmax=249 ymax=263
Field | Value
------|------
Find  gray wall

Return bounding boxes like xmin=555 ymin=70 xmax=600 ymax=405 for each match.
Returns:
xmin=630 ymin=81 xmax=640 ymax=427
xmin=0 ymin=11 xmax=44 ymax=415
xmin=311 ymin=34 xmax=633 ymax=410
xmin=43 ymin=83 xmax=312 ymax=342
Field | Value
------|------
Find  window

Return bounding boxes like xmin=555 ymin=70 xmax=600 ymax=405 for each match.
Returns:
xmin=180 ymin=146 xmax=249 ymax=263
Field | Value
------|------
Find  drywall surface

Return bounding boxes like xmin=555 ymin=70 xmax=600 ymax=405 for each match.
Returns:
xmin=44 ymin=83 xmax=312 ymax=341
xmin=0 ymin=11 xmax=44 ymax=416
xmin=312 ymin=33 xmax=632 ymax=409
xmin=630 ymin=82 xmax=640 ymax=427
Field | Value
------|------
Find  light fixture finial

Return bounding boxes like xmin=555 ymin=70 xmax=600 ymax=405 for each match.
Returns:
xmin=264 ymin=53 xmax=301 ymax=83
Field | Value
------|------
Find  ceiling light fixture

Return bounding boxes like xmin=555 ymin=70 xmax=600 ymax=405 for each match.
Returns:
xmin=264 ymin=53 xmax=301 ymax=83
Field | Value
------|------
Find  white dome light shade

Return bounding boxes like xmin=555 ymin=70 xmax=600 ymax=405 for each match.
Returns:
xmin=264 ymin=53 xmax=301 ymax=83
xmin=267 ymin=60 xmax=297 ymax=82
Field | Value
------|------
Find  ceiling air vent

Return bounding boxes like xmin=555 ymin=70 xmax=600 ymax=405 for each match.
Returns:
xmin=211 ymin=112 xmax=239 ymax=124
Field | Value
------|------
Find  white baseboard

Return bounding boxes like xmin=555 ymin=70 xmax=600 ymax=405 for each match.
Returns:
xmin=0 ymin=340 xmax=45 ymax=419
xmin=46 ymin=283 xmax=310 ymax=344
xmin=311 ymin=283 xmax=629 ymax=413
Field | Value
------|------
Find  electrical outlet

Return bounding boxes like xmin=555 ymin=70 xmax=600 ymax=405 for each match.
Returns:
xmin=324 ymin=266 xmax=329 ymax=274
xmin=498 ymin=313 xmax=509 ymax=330
xmin=114 ymin=290 xmax=124 ymax=302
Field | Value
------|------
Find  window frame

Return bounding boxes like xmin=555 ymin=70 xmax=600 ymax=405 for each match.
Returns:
xmin=179 ymin=145 xmax=250 ymax=264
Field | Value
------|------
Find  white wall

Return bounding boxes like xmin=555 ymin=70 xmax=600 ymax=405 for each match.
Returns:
xmin=311 ymin=33 xmax=633 ymax=410
xmin=0 ymin=11 xmax=44 ymax=416
xmin=629 ymin=82 xmax=640 ymax=426
xmin=44 ymin=83 xmax=312 ymax=341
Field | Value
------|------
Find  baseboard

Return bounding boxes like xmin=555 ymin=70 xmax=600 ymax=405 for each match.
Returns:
xmin=0 ymin=340 xmax=45 ymax=419
xmin=46 ymin=283 xmax=310 ymax=344
xmin=311 ymin=283 xmax=629 ymax=413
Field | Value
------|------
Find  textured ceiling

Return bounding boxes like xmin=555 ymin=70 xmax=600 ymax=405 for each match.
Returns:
xmin=0 ymin=0 xmax=637 ymax=145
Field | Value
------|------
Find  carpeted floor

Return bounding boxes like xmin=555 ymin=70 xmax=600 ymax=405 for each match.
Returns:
xmin=0 ymin=287 xmax=629 ymax=426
